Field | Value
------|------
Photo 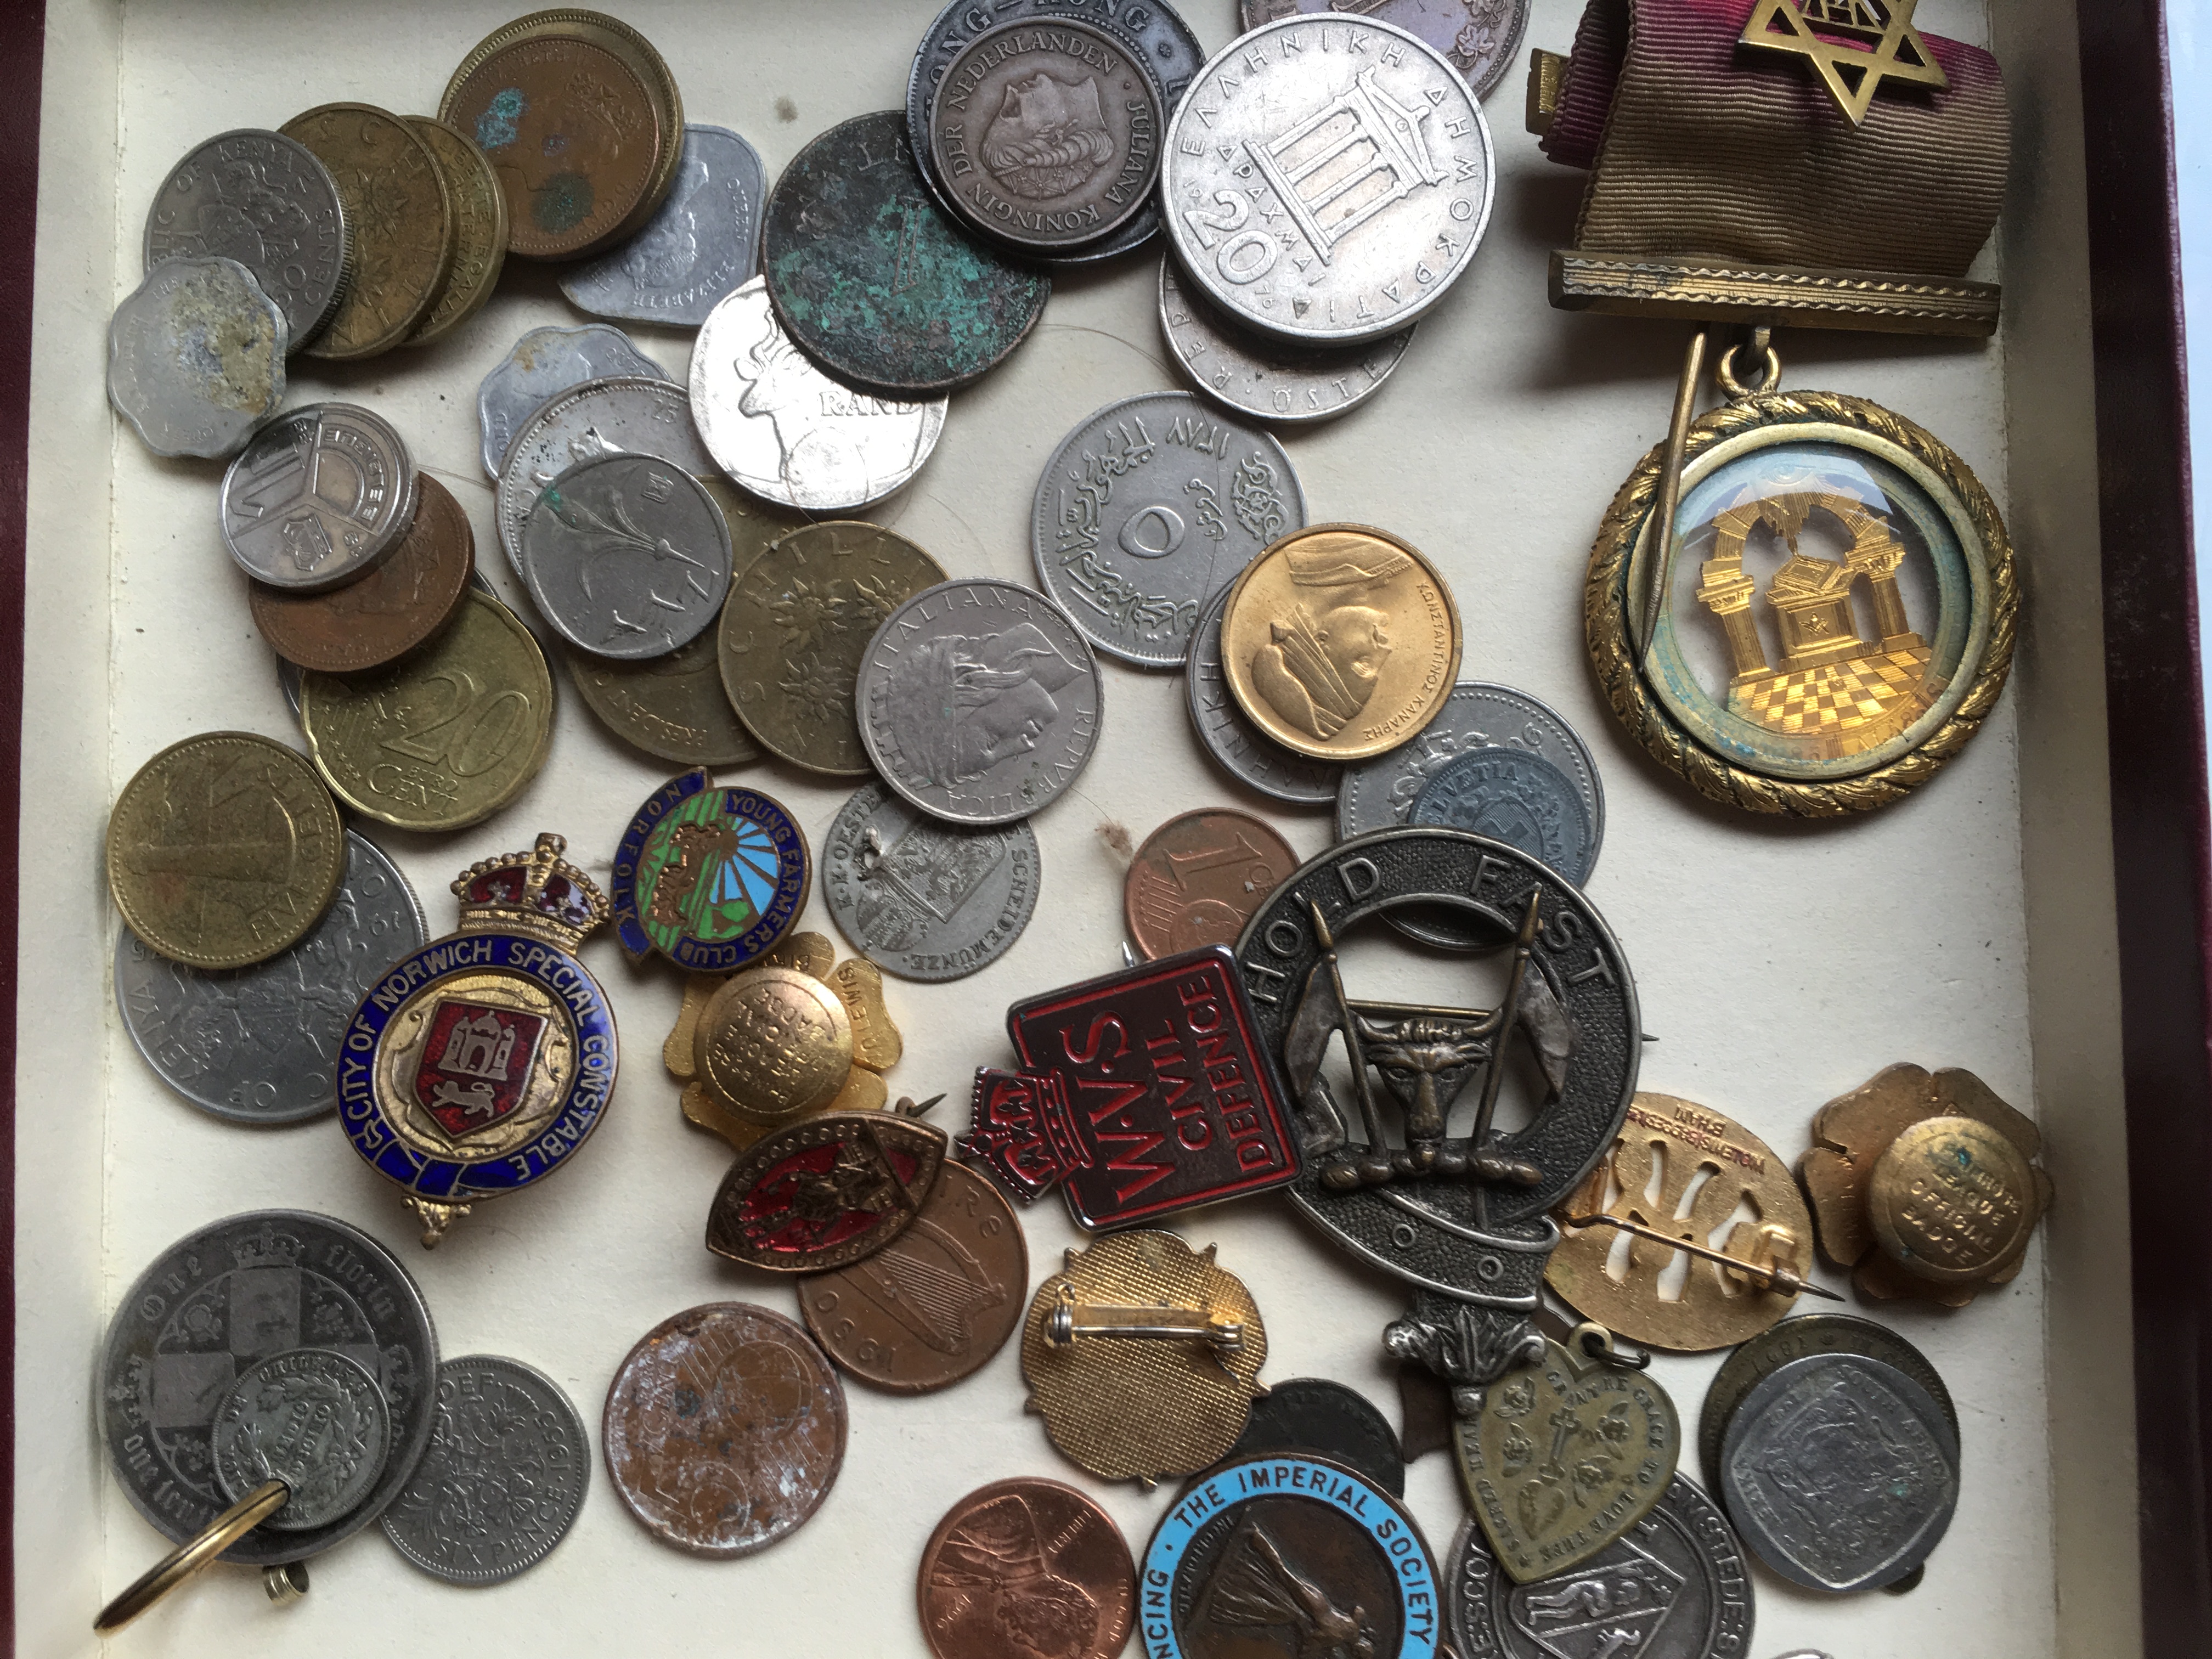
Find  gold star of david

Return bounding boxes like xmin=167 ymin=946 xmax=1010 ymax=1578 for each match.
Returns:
xmin=1740 ymin=0 xmax=1949 ymax=125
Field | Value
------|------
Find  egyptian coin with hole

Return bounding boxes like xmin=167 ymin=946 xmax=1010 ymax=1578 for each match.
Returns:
xmin=221 ymin=402 xmax=418 ymax=592
xmin=477 ymin=324 xmax=671 ymax=478
xmin=1160 ymin=256 xmax=1413 ymax=426
xmin=495 ymin=374 xmax=716 ymax=577
xmin=562 ymin=125 xmax=768 ymax=325
xmin=521 ymin=453 xmax=733 ymax=659
xmin=1184 ymin=585 xmax=1341 ymax=805
xmin=108 ymin=256 xmax=285 ymax=458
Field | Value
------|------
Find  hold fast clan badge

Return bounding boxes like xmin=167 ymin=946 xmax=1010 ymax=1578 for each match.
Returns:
xmin=340 ymin=834 xmax=617 ymax=1247
xmin=610 ymin=768 xmax=809 ymax=970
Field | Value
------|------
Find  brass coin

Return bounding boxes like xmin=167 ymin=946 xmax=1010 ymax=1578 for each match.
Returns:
xmin=917 ymin=1478 xmax=1135 ymax=1659
xmin=247 ymin=473 xmax=475 ymax=673
xmin=298 ymin=588 xmax=554 ymax=832
xmin=719 ymin=521 xmax=946 ymax=776
xmin=693 ymin=965 xmax=854 ymax=1126
xmin=1867 ymin=1114 xmax=2037 ymax=1283
xmin=281 ymin=104 xmax=455 ymax=360
xmin=1218 ymin=523 xmax=1463 ymax=762
xmin=401 ymin=117 xmax=508 ymax=346
xmin=1122 ymin=808 xmax=1297 ymax=960
xmin=106 ymin=731 xmax=345 ymax=969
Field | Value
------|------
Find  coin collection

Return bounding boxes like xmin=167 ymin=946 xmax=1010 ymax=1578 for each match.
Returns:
xmin=92 ymin=1 xmax=2040 ymax=1650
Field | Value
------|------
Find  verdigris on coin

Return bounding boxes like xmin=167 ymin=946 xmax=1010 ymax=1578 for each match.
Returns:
xmin=562 ymin=125 xmax=765 ymax=324
xmin=522 ymin=452 xmax=734 ymax=659
xmin=281 ymin=103 xmax=454 ymax=360
xmin=221 ymin=402 xmax=418 ymax=592
xmin=108 ymin=256 xmax=285 ymax=459
xmin=1186 ymin=585 xmax=1342 ymax=805
xmin=212 ymin=1348 xmax=392 ymax=1531
xmin=821 ymin=781 xmax=1041 ymax=981
xmin=1242 ymin=0 xmax=1532 ymax=103
xmin=496 ymin=373 xmax=716 ymax=575
xmin=1160 ymin=256 xmax=1414 ymax=426
xmin=477 ymin=323 xmax=670 ymax=478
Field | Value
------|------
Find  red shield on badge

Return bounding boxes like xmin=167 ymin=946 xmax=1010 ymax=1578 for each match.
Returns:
xmin=412 ymin=999 xmax=546 ymax=1136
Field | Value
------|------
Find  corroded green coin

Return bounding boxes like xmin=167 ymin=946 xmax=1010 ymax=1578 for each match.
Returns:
xmin=761 ymin=110 xmax=1048 ymax=396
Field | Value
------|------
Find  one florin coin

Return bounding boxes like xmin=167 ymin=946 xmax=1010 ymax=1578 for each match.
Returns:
xmin=212 ymin=1348 xmax=391 ymax=1532
xmin=280 ymin=104 xmax=455 ymax=360
xmin=107 ymin=256 xmax=285 ymax=459
xmin=221 ymin=402 xmax=419 ymax=592
xmin=919 ymin=1479 xmax=1135 ymax=1659
xmin=522 ymin=453 xmax=735 ymax=659
xmin=1124 ymin=809 xmax=1297 ymax=960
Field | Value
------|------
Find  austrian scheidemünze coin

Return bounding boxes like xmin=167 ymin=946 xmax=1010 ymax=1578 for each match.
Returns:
xmin=281 ymin=103 xmax=454 ymax=360
xmin=521 ymin=452 xmax=734 ymax=659
xmin=1124 ymin=809 xmax=1297 ymax=960
xmin=495 ymin=373 xmax=716 ymax=577
xmin=1242 ymin=0 xmax=1531 ymax=103
xmin=1160 ymin=255 xmax=1414 ymax=426
xmin=562 ymin=125 xmax=766 ymax=325
xmin=1412 ymin=747 xmax=1596 ymax=887
xmin=918 ymin=1479 xmax=1135 ymax=1659
xmin=1185 ymin=585 xmax=1341 ymax=805
xmin=477 ymin=323 xmax=671 ymax=478
xmin=1032 ymin=392 xmax=1305 ymax=668
xmin=221 ymin=402 xmax=419 ymax=592
xmin=212 ymin=1348 xmax=392 ymax=1531
xmin=821 ymin=781 xmax=1041 ymax=981
xmin=108 ymin=256 xmax=285 ymax=459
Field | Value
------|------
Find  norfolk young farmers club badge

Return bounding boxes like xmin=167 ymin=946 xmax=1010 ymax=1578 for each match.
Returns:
xmin=609 ymin=768 xmax=809 ymax=970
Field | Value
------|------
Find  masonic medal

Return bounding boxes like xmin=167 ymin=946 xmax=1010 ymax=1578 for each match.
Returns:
xmin=340 ymin=833 xmax=617 ymax=1247
xmin=610 ymin=768 xmax=809 ymax=970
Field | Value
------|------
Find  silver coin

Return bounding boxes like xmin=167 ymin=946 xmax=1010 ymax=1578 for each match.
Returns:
xmin=108 ymin=256 xmax=286 ymax=459
xmin=689 ymin=276 xmax=946 ymax=512
xmin=143 ymin=128 xmax=350 ymax=350
xmin=220 ymin=402 xmax=417 ymax=592
xmin=857 ymin=578 xmax=1103 ymax=825
xmin=212 ymin=1348 xmax=391 ymax=1532
xmin=1159 ymin=253 xmax=1413 ymax=425
xmin=820 ymin=781 xmax=1041 ymax=980
xmin=1184 ymin=583 xmax=1339 ymax=804
xmin=1411 ymin=745 xmax=1596 ymax=885
xmin=1238 ymin=0 xmax=1531 ymax=104
xmin=1719 ymin=1353 xmax=1960 ymax=1594
xmin=99 ymin=1210 xmax=439 ymax=1565
xmin=561 ymin=126 xmax=768 ymax=327
xmin=1447 ymin=1475 xmax=1755 ymax=1659
xmin=1165 ymin=15 xmax=1496 ymax=346
xmin=477 ymin=324 xmax=672 ymax=479
xmin=1031 ymin=391 xmax=1304 ymax=667
xmin=495 ymin=374 xmax=717 ymax=578
xmin=522 ymin=453 xmax=733 ymax=659
xmin=116 ymin=830 xmax=427 ymax=1126
xmin=380 ymin=1355 xmax=590 ymax=1585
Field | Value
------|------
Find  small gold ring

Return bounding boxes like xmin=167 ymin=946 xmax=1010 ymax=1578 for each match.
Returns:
xmin=1714 ymin=342 xmax=1783 ymax=400
xmin=93 ymin=1480 xmax=289 ymax=1634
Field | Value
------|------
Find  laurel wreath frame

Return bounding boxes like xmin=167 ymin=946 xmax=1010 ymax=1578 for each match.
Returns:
xmin=1583 ymin=390 xmax=2017 ymax=818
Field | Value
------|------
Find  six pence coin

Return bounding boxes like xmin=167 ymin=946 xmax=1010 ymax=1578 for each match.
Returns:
xmin=562 ymin=124 xmax=767 ymax=325
xmin=212 ymin=1348 xmax=392 ymax=1531
xmin=107 ymin=256 xmax=285 ymax=459
xmin=608 ymin=769 xmax=809 ymax=970
xmin=1160 ymin=255 xmax=1414 ymax=426
xmin=1185 ymin=584 xmax=1342 ymax=805
xmin=477 ymin=323 xmax=671 ymax=478
xmin=221 ymin=402 xmax=420 ymax=593
xmin=1124 ymin=809 xmax=1298 ymax=959
xmin=281 ymin=103 xmax=455 ymax=360
xmin=918 ymin=1478 xmax=1135 ymax=1659
xmin=521 ymin=452 xmax=734 ymax=659
xmin=495 ymin=373 xmax=717 ymax=575
xmin=820 ymin=781 xmax=1041 ymax=981
xmin=400 ymin=115 xmax=509 ymax=346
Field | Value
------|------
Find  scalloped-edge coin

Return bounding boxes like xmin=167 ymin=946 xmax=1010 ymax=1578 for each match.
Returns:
xmin=109 ymin=256 xmax=285 ymax=459
xmin=478 ymin=323 xmax=672 ymax=478
xmin=562 ymin=125 xmax=767 ymax=325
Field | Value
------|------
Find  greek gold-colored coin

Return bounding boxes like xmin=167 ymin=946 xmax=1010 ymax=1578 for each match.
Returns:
xmin=401 ymin=116 xmax=507 ymax=346
xmin=1867 ymin=1115 xmax=2037 ymax=1284
xmin=1218 ymin=523 xmax=1463 ymax=761
xmin=693 ymin=966 xmax=854 ymax=1126
xmin=280 ymin=104 xmax=455 ymax=360
xmin=719 ymin=521 xmax=946 ymax=776
xmin=106 ymin=731 xmax=345 ymax=970
xmin=299 ymin=588 xmax=553 ymax=833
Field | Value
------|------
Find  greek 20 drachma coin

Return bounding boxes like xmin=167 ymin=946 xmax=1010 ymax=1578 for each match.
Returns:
xmin=496 ymin=374 xmax=717 ymax=576
xmin=821 ymin=781 xmax=1041 ymax=981
xmin=1160 ymin=256 xmax=1414 ymax=426
xmin=99 ymin=1210 xmax=440 ymax=1565
xmin=402 ymin=115 xmax=509 ymax=346
xmin=1165 ymin=15 xmax=1494 ymax=347
xmin=1242 ymin=0 xmax=1532 ymax=103
xmin=690 ymin=277 xmax=947 ymax=514
xmin=562 ymin=125 xmax=767 ymax=325
xmin=1032 ymin=392 xmax=1305 ymax=668
xmin=859 ymin=579 xmax=1103 ymax=826
xmin=1124 ymin=809 xmax=1299 ymax=960
xmin=603 ymin=1303 xmax=847 ymax=1558
xmin=108 ymin=257 xmax=285 ymax=459
xmin=1186 ymin=585 xmax=1342 ymax=805
xmin=221 ymin=402 xmax=418 ymax=592
xmin=212 ymin=1348 xmax=392 ymax=1531
xmin=477 ymin=323 xmax=671 ymax=478
xmin=382 ymin=1356 xmax=590 ymax=1584
xmin=1412 ymin=747 xmax=1596 ymax=887
xmin=918 ymin=1479 xmax=1135 ymax=1659
xmin=281 ymin=104 xmax=455 ymax=360
xmin=116 ymin=830 xmax=426 ymax=1126
xmin=521 ymin=453 xmax=733 ymax=659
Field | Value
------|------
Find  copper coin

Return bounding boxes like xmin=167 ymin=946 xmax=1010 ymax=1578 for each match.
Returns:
xmin=798 ymin=1162 xmax=1028 ymax=1394
xmin=705 ymin=1112 xmax=948 ymax=1272
xmin=918 ymin=1478 xmax=1135 ymax=1659
xmin=247 ymin=473 xmax=475 ymax=672
xmin=602 ymin=1302 xmax=846 ymax=1559
xmin=1122 ymin=808 xmax=1298 ymax=960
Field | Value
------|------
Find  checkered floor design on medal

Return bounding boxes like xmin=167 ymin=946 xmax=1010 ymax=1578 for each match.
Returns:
xmin=1739 ymin=648 xmax=1931 ymax=736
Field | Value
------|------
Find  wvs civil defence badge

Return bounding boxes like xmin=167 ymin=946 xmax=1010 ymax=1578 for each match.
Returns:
xmin=340 ymin=834 xmax=617 ymax=1246
xmin=610 ymin=768 xmax=808 ymax=970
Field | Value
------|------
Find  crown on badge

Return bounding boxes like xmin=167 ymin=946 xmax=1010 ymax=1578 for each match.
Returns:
xmin=451 ymin=832 xmax=611 ymax=949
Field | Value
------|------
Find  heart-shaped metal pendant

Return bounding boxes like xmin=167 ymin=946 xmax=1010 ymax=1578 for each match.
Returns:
xmin=1452 ymin=1327 xmax=1681 ymax=1582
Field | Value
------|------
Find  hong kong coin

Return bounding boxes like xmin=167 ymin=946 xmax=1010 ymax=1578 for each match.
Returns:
xmin=1210 ymin=1378 xmax=1406 ymax=1499
xmin=1165 ymin=16 xmax=1494 ymax=347
xmin=1160 ymin=256 xmax=1413 ymax=426
xmin=1718 ymin=1352 xmax=1959 ymax=1593
xmin=1412 ymin=747 xmax=1595 ymax=886
xmin=381 ymin=1356 xmax=590 ymax=1584
xmin=280 ymin=104 xmax=454 ymax=360
xmin=821 ymin=781 xmax=1041 ymax=981
xmin=799 ymin=1161 xmax=1029 ymax=1393
xmin=721 ymin=521 xmax=947 ymax=772
xmin=1447 ymin=1475 xmax=1755 ymax=1659
xmin=1143 ymin=1451 xmax=1441 ymax=1659
xmin=705 ymin=1111 xmax=949 ymax=1271
xmin=1220 ymin=524 xmax=1463 ymax=761
xmin=401 ymin=116 xmax=509 ymax=346
xmin=1125 ymin=809 xmax=1298 ymax=959
xmin=562 ymin=125 xmax=766 ymax=324
xmin=521 ymin=453 xmax=733 ymax=658
xmin=610 ymin=769 xmax=808 ymax=970
xmin=108 ymin=257 xmax=285 ymax=459
xmin=106 ymin=731 xmax=345 ymax=970
xmin=1186 ymin=585 xmax=1341 ymax=805
xmin=762 ymin=110 xmax=1051 ymax=396
xmin=300 ymin=588 xmax=553 ymax=833
xmin=99 ymin=1210 xmax=439 ymax=1565
xmin=477 ymin=324 xmax=670 ymax=478
xmin=249 ymin=473 xmax=474 ymax=673
xmin=1241 ymin=0 xmax=1531 ymax=103
xmin=690 ymin=277 xmax=947 ymax=512
xmin=116 ymin=830 xmax=426 ymax=1126
xmin=496 ymin=374 xmax=716 ymax=575
xmin=918 ymin=1479 xmax=1135 ymax=1659
xmin=144 ymin=128 xmax=349 ymax=350
xmin=603 ymin=1303 xmax=847 ymax=1558
xmin=859 ymin=578 xmax=1103 ymax=826
xmin=927 ymin=18 xmax=1164 ymax=255
xmin=1033 ymin=392 xmax=1305 ymax=667
xmin=221 ymin=402 xmax=419 ymax=592
xmin=212 ymin=1348 xmax=392 ymax=1531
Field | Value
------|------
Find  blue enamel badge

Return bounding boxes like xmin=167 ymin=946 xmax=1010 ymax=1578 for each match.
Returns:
xmin=608 ymin=768 xmax=810 ymax=970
